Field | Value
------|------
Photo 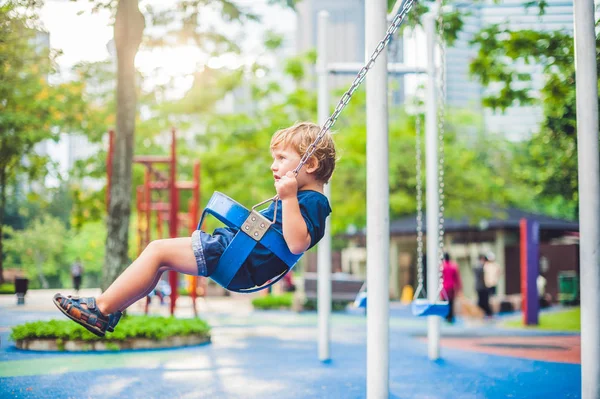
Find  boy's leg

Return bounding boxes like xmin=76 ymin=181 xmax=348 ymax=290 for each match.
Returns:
xmin=96 ymin=237 xmax=198 ymax=316
xmin=117 ymin=266 xmax=168 ymax=311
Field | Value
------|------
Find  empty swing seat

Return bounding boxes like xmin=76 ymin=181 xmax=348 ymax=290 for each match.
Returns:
xmin=197 ymin=191 xmax=302 ymax=293
xmin=411 ymin=299 xmax=450 ymax=317
xmin=354 ymin=292 xmax=367 ymax=309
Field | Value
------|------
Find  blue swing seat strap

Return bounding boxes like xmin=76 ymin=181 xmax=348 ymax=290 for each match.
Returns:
xmin=198 ymin=191 xmax=249 ymax=231
xmin=210 ymin=231 xmax=258 ymax=288
xmin=197 ymin=191 xmax=301 ymax=292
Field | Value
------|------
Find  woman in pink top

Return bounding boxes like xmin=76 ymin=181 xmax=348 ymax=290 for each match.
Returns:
xmin=442 ymin=253 xmax=462 ymax=323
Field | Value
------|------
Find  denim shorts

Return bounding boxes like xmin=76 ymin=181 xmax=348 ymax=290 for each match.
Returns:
xmin=190 ymin=228 xmax=255 ymax=289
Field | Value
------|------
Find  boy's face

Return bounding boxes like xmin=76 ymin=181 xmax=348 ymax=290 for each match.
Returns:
xmin=270 ymin=144 xmax=302 ymax=182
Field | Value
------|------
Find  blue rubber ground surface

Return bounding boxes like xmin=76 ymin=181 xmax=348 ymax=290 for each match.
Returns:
xmin=0 ymin=303 xmax=581 ymax=398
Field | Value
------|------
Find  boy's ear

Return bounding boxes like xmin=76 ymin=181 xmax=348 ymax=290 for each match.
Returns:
xmin=305 ymin=156 xmax=319 ymax=174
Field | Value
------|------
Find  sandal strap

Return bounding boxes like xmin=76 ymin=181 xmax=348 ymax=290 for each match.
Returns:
xmin=85 ymin=297 xmax=97 ymax=310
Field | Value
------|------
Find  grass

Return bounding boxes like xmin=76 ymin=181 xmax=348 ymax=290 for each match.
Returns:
xmin=504 ymin=307 xmax=580 ymax=332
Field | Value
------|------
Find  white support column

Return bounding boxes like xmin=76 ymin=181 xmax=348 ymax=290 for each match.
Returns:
xmin=424 ymin=12 xmax=441 ymax=361
xmin=366 ymin=0 xmax=390 ymax=397
xmin=316 ymin=10 xmax=332 ymax=363
xmin=574 ymin=1 xmax=600 ymax=397
xmin=495 ymin=230 xmax=506 ymax=297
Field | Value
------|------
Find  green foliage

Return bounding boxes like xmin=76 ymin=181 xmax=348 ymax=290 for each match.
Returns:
xmin=0 ymin=282 xmax=14 ymax=294
xmin=468 ymin=15 xmax=597 ymax=220
xmin=10 ymin=315 xmax=211 ymax=342
xmin=252 ymin=293 xmax=293 ymax=309
xmin=303 ymin=299 xmax=349 ymax=312
xmin=0 ymin=2 xmax=101 ymax=184
xmin=252 ymin=293 xmax=350 ymax=312
xmin=264 ymin=30 xmax=284 ymax=50
xmin=63 ymin=220 xmax=107 ymax=288
xmin=0 ymin=1 xmax=105 ymax=283
xmin=3 ymin=215 xmax=67 ymax=289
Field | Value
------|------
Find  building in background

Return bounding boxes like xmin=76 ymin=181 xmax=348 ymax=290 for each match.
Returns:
xmin=446 ymin=0 xmax=574 ymax=141
xmin=295 ymin=0 xmax=405 ymax=105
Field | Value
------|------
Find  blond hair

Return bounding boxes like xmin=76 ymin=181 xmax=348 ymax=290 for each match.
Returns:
xmin=270 ymin=122 xmax=336 ymax=183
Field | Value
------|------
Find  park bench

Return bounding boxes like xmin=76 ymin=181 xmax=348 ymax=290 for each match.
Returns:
xmin=302 ymin=272 xmax=364 ymax=302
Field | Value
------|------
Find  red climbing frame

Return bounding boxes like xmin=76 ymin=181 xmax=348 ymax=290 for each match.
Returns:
xmin=107 ymin=128 xmax=205 ymax=316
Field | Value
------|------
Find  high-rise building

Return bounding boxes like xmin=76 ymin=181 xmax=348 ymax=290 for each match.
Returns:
xmin=296 ymin=0 xmax=405 ymax=105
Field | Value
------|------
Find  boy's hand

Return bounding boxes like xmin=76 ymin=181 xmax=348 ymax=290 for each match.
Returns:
xmin=275 ymin=171 xmax=298 ymax=200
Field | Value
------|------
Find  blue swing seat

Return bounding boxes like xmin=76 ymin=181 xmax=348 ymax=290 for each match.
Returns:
xmin=197 ymin=191 xmax=302 ymax=293
xmin=411 ymin=299 xmax=450 ymax=317
xmin=354 ymin=292 xmax=367 ymax=309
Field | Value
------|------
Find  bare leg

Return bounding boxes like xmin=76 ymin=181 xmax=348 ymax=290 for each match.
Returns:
xmin=96 ymin=238 xmax=198 ymax=315
xmin=117 ymin=266 xmax=169 ymax=311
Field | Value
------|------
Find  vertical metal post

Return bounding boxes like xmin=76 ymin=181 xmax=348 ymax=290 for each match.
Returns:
xmin=424 ymin=12 xmax=441 ymax=361
xmin=573 ymin=0 xmax=600 ymax=396
xmin=169 ymin=127 xmax=179 ymax=316
xmin=144 ymin=168 xmax=151 ymax=247
xmin=317 ymin=10 xmax=332 ymax=363
xmin=366 ymin=0 xmax=389 ymax=397
xmin=106 ymin=130 xmax=115 ymax=211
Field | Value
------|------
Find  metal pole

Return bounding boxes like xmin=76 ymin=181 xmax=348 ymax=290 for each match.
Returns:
xmin=366 ymin=0 xmax=389 ymax=397
xmin=573 ymin=1 xmax=600 ymax=396
xmin=169 ymin=127 xmax=179 ymax=316
xmin=317 ymin=10 xmax=332 ymax=363
xmin=424 ymin=12 xmax=441 ymax=361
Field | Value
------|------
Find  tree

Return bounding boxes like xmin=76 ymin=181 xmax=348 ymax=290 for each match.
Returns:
xmin=468 ymin=19 xmax=598 ymax=220
xmin=3 ymin=215 xmax=67 ymax=288
xmin=103 ymin=0 xmax=145 ymax=289
xmin=0 ymin=1 xmax=92 ymax=283
xmin=66 ymin=0 xmax=263 ymax=290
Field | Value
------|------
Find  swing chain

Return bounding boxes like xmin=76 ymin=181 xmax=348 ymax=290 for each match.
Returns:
xmin=436 ymin=3 xmax=447 ymax=297
xmin=291 ymin=0 xmax=418 ymax=176
xmin=414 ymin=3 xmax=447 ymax=299
xmin=415 ymin=94 xmax=425 ymax=292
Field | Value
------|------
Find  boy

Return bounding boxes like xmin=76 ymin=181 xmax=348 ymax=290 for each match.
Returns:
xmin=53 ymin=122 xmax=336 ymax=337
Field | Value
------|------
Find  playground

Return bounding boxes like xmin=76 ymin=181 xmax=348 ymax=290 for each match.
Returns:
xmin=0 ymin=0 xmax=597 ymax=398
xmin=0 ymin=290 xmax=581 ymax=399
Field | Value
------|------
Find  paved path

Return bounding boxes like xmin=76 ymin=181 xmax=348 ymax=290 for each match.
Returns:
xmin=0 ymin=290 xmax=581 ymax=398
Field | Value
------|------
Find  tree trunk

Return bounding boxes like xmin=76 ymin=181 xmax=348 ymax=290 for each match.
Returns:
xmin=0 ymin=166 xmax=5 ymax=285
xmin=103 ymin=0 xmax=145 ymax=291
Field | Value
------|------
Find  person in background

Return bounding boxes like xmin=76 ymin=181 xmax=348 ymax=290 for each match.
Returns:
xmin=474 ymin=254 xmax=493 ymax=318
xmin=484 ymin=251 xmax=501 ymax=297
xmin=442 ymin=252 xmax=462 ymax=323
xmin=71 ymin=258 xmax=84 ymax=294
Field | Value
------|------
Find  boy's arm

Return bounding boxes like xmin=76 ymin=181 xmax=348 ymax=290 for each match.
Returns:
xmin=275 ymin=171 xmax=311 ymax=255
xmin=281 ymin=197 xmax=311 ymax=255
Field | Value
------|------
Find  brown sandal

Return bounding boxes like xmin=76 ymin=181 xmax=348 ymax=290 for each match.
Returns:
xmin=53 ymin=294 xmax=110 ymax=338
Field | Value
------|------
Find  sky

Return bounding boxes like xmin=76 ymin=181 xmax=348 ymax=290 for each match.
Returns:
xmin=38 ymin=0 xmax=298 ymax=94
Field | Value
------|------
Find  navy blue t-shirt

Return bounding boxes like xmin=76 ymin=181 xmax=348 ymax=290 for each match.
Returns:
xmin=211 ymin=190 xmax=331 ymax=289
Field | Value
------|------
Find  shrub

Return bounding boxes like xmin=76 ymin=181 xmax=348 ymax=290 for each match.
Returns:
xmin=0 ymin=283 xmax=15 ymax=295
xmin=303 ymin=299 xmax=349 ymax=312
xmin=10 ymin=315 xmax=211 ymax=342
xmin=252 ymin=293 xmax=293 ymax=310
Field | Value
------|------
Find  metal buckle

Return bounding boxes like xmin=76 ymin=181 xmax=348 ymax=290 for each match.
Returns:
xmin=241 ymin=210 xmax=272 ymax=241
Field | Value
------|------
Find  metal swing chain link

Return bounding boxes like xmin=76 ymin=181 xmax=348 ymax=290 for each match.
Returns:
xmin=415 ymin=94 xmax=425 ymax=293
xmin=291 ymin=0 xmax=418 ymax=177
xmin=436 ymin=3 xmax=447 ymax=298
